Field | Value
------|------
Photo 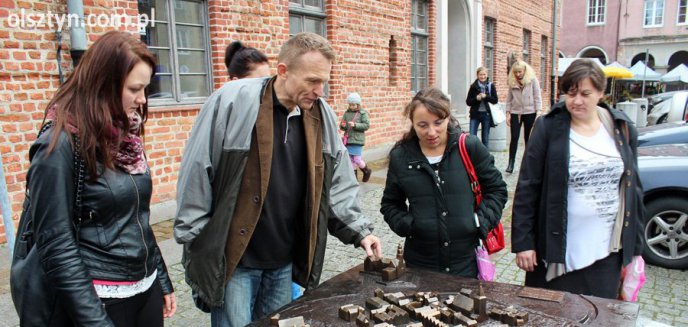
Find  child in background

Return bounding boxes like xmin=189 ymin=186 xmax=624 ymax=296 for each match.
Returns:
xmin=340 ymin=92 xmax=372 ymax=182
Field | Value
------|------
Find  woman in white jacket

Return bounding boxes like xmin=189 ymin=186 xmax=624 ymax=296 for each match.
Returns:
xmin=505 ymin=60 xmax=542 ymax=173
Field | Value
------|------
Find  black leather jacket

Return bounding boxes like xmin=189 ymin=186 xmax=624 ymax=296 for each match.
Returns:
xmin=18 ymin=128 xmax=173 ymax=325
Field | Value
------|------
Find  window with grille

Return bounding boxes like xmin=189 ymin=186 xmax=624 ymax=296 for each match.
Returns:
xmin=523 ymin=30 xmax=531 ymax=64
xmin=587 ymin=0 xmax=606 ymax=25
xmin=288 ymin=0 xmax=329 ymax=97
xmin=411 ymin=0 xmax=429 ymax=92
xmin=484 ymin=18 xmax=495 ymax=82
xmin=289 ymin=0 xmax=326 ymax=36
xmin=540 ymin=36 xmax=547 ymax=91
xmin=644 ymin=0 xmax=664 ymax=27
xmin=138 ymin=0 xmax=212 ymax=105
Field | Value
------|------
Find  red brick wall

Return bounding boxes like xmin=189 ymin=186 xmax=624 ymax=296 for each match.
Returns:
xmin=482 ymin=0 xmax=558 ymax=108
xmin=0 ymin=0 xmax=434 ymax=242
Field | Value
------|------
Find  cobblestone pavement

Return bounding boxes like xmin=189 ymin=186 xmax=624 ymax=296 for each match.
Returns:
xmin=1 ymin=148 xmax=686 ymax=326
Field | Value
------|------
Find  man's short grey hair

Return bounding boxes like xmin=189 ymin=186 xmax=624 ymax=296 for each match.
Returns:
xmin=278 ymin=32 xmax=335 ymax=68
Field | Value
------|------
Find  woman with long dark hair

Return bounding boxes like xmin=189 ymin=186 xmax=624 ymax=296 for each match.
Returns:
xmin=11 ymin=31 xmax=175 ymax=327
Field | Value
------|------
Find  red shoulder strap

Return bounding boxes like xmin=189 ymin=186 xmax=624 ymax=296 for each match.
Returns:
xmin=458 ymin=133 xmax=482 ymax=206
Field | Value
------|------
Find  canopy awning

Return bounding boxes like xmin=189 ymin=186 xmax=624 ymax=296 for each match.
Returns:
xmin=622 ymin=61 xmax=662 ymax=81
xmin=557 ymin=58 xmax=604 ymax=76
xmin=661 ymin=64 xmax=688 ymax=83
xmin=603 ymin=62 xmax=633 ymax=79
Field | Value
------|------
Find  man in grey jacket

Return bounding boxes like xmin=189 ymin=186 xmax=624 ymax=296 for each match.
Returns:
xmin=174 ymin=32 xmax=382 ymax=327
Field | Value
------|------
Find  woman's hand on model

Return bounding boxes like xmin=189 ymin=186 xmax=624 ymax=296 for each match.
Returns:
xmin=163 ymin=292 xmax=177 ymax=318
xmin=516 ymin=250 xmax=538 ymax=272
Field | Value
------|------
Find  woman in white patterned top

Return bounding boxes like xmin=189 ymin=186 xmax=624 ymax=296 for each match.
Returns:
xmin=510 ymin=59 xmax=645 ymax=299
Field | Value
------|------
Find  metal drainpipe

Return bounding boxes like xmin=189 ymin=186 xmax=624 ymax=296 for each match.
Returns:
xmin=1 ymin=158 xmax=15 ymax=257
xmin=550 ymin=0 xmax=559 ymax=106
xmin=67 ymin=0 xmax=87 ymax=67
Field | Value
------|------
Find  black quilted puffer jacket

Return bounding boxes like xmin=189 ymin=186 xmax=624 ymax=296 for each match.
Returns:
xmin=381 ymin=129 xmax=507 ymax=278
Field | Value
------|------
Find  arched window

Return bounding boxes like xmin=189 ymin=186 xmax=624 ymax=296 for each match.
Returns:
xmin=631 ymin=53 xmax=655 ymax=69
xmin=578 ymin=47 xmax=608 ymax=65
xmin=668 ymin=51 xmax=688 ymax=71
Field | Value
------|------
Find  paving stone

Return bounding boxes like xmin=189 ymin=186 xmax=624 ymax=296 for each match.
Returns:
xmin=1 ymin=144 xmax=686 ymax=327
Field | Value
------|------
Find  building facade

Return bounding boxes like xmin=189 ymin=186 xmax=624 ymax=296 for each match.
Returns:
xmin=559 ymin=0 xmax=622 ymax=64
xmin=617 ymin=0 xmax=688 ymax=73
xmin=0 ymin=0 xmax=554 ymax=243
xmin=560 ymin=0 xmax=688 ymax=73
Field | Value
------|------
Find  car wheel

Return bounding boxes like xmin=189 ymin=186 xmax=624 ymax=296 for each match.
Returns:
xmin=643 ymin=196 xmax=688 ymax=269
xmin=657 ymin=114 xmax=668 ymax=124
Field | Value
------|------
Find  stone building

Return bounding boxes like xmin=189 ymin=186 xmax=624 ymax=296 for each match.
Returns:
xmin=560 ymin=0 xmax=688 ymax=73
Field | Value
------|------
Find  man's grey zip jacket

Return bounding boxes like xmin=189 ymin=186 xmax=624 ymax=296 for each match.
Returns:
xmin=173 ymin=77 xmax=374 ymax=308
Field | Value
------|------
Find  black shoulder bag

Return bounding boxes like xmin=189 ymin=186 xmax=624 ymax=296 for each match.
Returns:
xmin=10 ymin=122 xmax=86 ymax=326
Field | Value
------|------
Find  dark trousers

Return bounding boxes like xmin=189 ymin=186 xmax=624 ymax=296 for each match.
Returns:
xmin=102 ymin=280 xmax=164 ymax=327
xmin=508 ymin=113 xmax=537 ymax=160
xmin=525 ymin=252 xmax=622 ymax=299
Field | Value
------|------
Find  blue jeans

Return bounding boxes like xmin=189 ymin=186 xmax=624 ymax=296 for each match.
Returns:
xmin=211 ymin=263 xmax=292 ymax=327
xmin=469 ymin=111 xmax=491 ymax=147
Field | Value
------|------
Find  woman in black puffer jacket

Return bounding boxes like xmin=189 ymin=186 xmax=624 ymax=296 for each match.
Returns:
xmin=381 ymin=87 xmax=507 ymax=278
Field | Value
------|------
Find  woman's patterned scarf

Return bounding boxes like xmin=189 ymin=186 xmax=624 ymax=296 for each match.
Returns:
xmin=46 ymin=107 xmax=147 ymax=174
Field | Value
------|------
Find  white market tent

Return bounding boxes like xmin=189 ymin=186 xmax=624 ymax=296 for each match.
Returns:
xmin=661 ymin=64 xmax=688 ymax=84
xmin=606 ymin=61 xmax=626 ymax=68
xmin=624 ymin=61 xmax=662 ymax=81
xmin=557 ymin=57 xmax=604 ymax=76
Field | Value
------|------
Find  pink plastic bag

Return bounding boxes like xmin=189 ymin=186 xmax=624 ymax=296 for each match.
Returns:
xmin=475 ymin=245 xmax=496 ymax=281
xmin=619 ymin=256 xmax=646 ymax=302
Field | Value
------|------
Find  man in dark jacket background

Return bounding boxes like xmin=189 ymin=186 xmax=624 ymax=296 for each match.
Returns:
xmin=174 ymin=33 xmax=382 ymax=327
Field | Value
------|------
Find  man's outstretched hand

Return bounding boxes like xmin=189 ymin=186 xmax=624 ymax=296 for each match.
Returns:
xmin=360 ymin=234 xmax=383 ymax=259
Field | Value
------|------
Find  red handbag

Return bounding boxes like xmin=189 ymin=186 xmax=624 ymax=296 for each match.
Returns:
xmin=458 ymin=133 xmax=505 ymax=254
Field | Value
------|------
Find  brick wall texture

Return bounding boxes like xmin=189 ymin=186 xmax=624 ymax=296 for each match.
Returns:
xmin=0 ymin=0 xmax=555 ymax=243
xmin=482 ymin=0 xmax=557 ymax=106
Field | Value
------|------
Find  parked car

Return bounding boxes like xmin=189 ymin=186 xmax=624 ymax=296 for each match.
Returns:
xmin=637 ymin=143 xmax=688 ymax=269
xmin=648 ymin=91 xmax=680 ymax=110
xmin=647 ymin=91 xmax=688 ymax=125
xmin=638 ymin=121 xmax=688 ymax=147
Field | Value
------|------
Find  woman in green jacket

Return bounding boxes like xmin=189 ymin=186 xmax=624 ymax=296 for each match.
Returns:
xmin=381 ymin=87 xmax=507 ymax=278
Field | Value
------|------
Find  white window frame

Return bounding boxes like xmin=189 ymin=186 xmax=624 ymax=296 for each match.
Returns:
xmin=540 ymin=36 xmax=547 ymax=91
xmin=411 ymin=0 xmax=429 ymax=92
xmin=484 ymin=18 xmax=495 ymax=82
xmin=523 ymin=30 xmax=531 ymax=64
xmin=644 ymin=0 xmax=664 ymax=28
xmin=678 ymin=0 xmax=687 ymax=25
xmin=586 ymin=0 xmax=606 ymax=25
